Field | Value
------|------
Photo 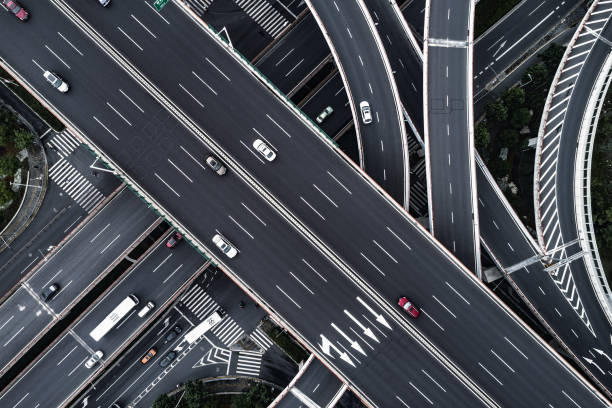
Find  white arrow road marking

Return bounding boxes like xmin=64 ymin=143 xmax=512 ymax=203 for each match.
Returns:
xmin=331 ymin=323 xmax=366 ymax=356
xmin=356 ymin=296 xmax=392 ymax=330
xmin=492 ymin=40 xmax=507 ymax=58
xmin=593 ymin=348 xmax=612 ymax=363
xmin=583 ymin=356 xmax=605 ymax=375
xmin=344 ymin=310 xmax=379 ymax=343
xmin=318 ymin=335 xmax=355 ymax=367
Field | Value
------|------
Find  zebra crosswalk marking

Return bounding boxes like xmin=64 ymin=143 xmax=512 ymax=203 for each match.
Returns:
xmin=235 ymin=350 xmax=262 ymax=376
xmin=211 ymin=316 xmax=245 ymax=347
xmin=235 ymin=0 xmax=289 ymax=38
xmin=249 ymin=327 xmax=273 ymax=352
xmin=48 ymin=159 xmax=105 ymax=212
xmin=48 ymin=130 xmax=81 ymax=158
xmin=182 ymin=0 xmax=214 ymax=16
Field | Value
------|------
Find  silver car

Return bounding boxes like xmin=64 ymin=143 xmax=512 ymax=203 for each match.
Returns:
xmin=43 ymin=71 xmax=69 ymax=93
xmin=205 ymin=155 xmax=227 ymax=175
xmin=359 ymin=101 xmax=372 ymax=124
xmin=212 ymin=234 xmax=238 ymax=258
xmin=253 ymin=139 xmax=276 ymax=162
xmin=84 ymin=350 xmax=103 ymax=369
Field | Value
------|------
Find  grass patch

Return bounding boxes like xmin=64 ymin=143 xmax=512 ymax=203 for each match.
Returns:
xmin=475 ymin=0 xmax=522 ymax=38
xmin=260 ymin=319 xmax=310 ymax=364
xmin=0 ymin=67 xmax=64 ymax=131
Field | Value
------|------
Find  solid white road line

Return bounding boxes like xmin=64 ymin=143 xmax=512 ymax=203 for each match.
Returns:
xmin=432 ymin=295 xmax=456 ymax=318
xmin=289 ymin=272 xmax=314 ymax=295
xmin=302 ymin=259 xmax=327 ymax=282
xmin=327 ymin=171 xmax=352 ymax=194
xmin=420 ymin=309 xmax=444 ymax=331
xmin=167 ymin=158 xmax=194 ymax=183
xmin=205 ymin=57 xmax=231 ymax=81
xmin=504 ymin=336 xmax=528 ymax=359
xmin=276 ymin=285 xmax=301 ymax=309
xmin=57 ymin=32 xmax=83 ymax=56
xmin=478 ymin=362 xmax=503 ymax=385
xmin=241 ymin=202 xmax=266 ymax=226
xmin=119 ymin=89 xmax=145 ymax=113
xmin=90 ymin=224 xmax=110 ymax=243
xmin=445 ymin=282 xmax=470 ymax=305
xmin=491 ymin=349 xmax=515 ymax=373
xmin=117 ymin=26 xmax=143 ymax=51
xmin=179 ymin=145 xmax=207 ymax=171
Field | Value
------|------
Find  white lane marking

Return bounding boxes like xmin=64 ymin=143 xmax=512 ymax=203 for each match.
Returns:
xmin=300 ymin=196 xmax=325 ymax=220
xmin=162 ymin=264 xmax=182 ymax=284
xmin=155 ymin=173 xmax=181 ymax=197
xmin=495 ymin=10 xmax=554 ymax=62
xmin=491 ymin=349 xmax=515 ymax=373
xmin=240 ymin=140 xmax=265 ymax=164
xmin=362 ymin=314 xmax=387 ymax=338
xmin=432 ymin=295 xmax=456 ymax=318
xmin=117 ymin=26 xmax=143 ymax=51
xmin=360 ymin=252 xmax=385 ymax=276
xmin=68 ymin=357 xmax=89 ymax=377
xmin=106 ymin=102 xmax=132 ymax=126
xmin=100 ymin=234 xmax=120 ymax=254
xmin=289 ymin=271 xmax=314 ymax=295
xmin=528 ymin=1 xmax=546 ymax=16
xmin=275 ymin=48 xmax=293 ymax=66
xmin=228 ymin=215 xmax=254 ymax=239
xmin=302 ymin=259 xmax=327 ymax=282
xmin=492 ymin=220 xmax=499 ymax=230
xmin=504 ymin=336 xmax=528 ymax=359
xmin=386 ymin=226 xmax=412 ymax=250
xmin=144 ymin=0 xmax=170 ymax=24
xmin=285 ymin=59 xmax=304 ymax=77
xmin=420 ymin=309 xmax=444 ymax=331
xmin=539 ymin=286 xmax=546 ymax=295
xmin=192 ymin=71 xmax=218 ymax=95
xmin=359 ymin=55 xmax=364 ymax=66
xmin=119 ymin=89 xmax=145 ymax=113
xmin=571 ymin=328 xmax=579 ymax=338
xmin=241 ymin=202 xmax=266 ymax=226
xmin=178 ymin=83 xmax=205 ymax=108
xmin=507 ymin=242 xmax=515 ymax=252
xmin=267 ymin=114 xmax=292 ymax=138
xmin=44 ymin=45 xmax=71 ymax=69
xmin=313 ymin=184 xmax=338 ymax=208
xmin=369 ymin=83 xmax=373 ymax=94
xmin=372 ymin=240 xmax=398 ymax=263
xmin=3 ymin=326 xmax=24 ymax=347
xmin=93 ymin=116 xmax=119 ymax=140
xmin=346 ymin=27 xmax=352 ymax=39
xmin=409 ymin=381 xmax=433 ymax=405
xmin=31 ymin=59 xmax=44 ymax=71
xmin=562 ymin=390 xmax=582 ymax=408
xmin=327 ymin=171 xmax=352 ymax=194
xmin=276 ymin=285 xmax=301 ymax=308
xmin=57 ymin=32 xmax=83 ymax=56
xmin=90 ymin=224 xmax=110 ymax=243
xmin=179 ymin=145 xmax=207 ymax=171
xmin=152 ymin=253 xmax=172 ymax=273
xmin=421 ymin=369 xmax=446 ymax=392
xmin=11 ymin=392 xmax=29 ymax=407
xmin=395 ymin=395 xmax=411 ymax=407
xmin=57 ymin=346 xmax=78 ymax=366
xmin=205 ymin=57 xmax=231 ymax=81
xmin=555 ymin=307 xmax=562 ymax=317
xmin=0 ymin=316 xmax=15 ymax=332
xmin=131 ymin=14 xmax=157 ymax=38
xmin=445 ymin=282 xmax=470 ymax=305
xmin=478 ymin=197 xmax=484 ymax=207
xmin=167 ymin=158 xmax=193 ymax=183
xmin=478 ymin=362 xmax=503 ymax=385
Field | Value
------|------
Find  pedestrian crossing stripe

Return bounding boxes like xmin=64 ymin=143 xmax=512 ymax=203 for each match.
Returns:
xmin=48 ymin=159 xmax=105 ymax=213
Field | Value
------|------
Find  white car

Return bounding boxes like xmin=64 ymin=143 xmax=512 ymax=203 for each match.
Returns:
xmin=212 ymin=234 xmax=238 ymax=258
xmin=43 ymin=71 xmax=69 ymax=93
xmin=359 ymin=101 xmax=372 ymax=124
xmin=252 ymin=139 xmax=276 ymax=162
xmin=84 ymin=350 xmax=104 ymax=369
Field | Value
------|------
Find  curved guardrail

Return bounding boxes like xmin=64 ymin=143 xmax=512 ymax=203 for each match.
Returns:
xmin=534 ymin=0 xmax=612 ymax=325
xmin=574 ymin=50 xmax=612 ymax=325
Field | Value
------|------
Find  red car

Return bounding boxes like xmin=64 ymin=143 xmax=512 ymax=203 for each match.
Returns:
xmin=166 ymin=232 xmax=182 ymax=248
xmin=2 ymin=0 xmax=28 ymax=21
xmin=398 ymin=297 xmax=420 ymax=318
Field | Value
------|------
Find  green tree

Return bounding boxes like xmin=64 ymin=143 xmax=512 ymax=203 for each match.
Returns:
xmin=487 ymin=157 xmax=510 ymax=178
xmin=0 ymin=155 xmax=18 ymax=177
xmin=499 ymin=129 xmax=520 ymax=148
xmin=231 ymin=382 xmax=275 ymax=408
xmin=502 ymin=87 xmax=525 ymax=111
xmin=540 ymin=43 xmax=565 ymax=71
xmin=13 ymin=129 xmax=32 ymax=151
xmin=474 ymin=122 xmax=490 ymax=151
xmin=510 ymin=107 xmax=532 ymax=129
xmin=153 ymin=394 xmax=175 ymax=408
xmin=485 ymin=100 xmax=508 ymax=124
xmin=0 ymin=124 xmax=9 ymax=147
xmin=183 ymin=380 xmax=208 ymax=408
xmin=0 ymin=181 xmax=14 ymax=206
xmin=524 ymin=62 xmax=548 ymax=87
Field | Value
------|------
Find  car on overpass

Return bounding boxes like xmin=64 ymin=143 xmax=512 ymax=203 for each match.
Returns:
xmin=398 ymin=297 xmax=420 ymax=318
xmin=166 ymin=232 xmax=182 ymax=248
xmin=253 ymin=139 xmax=276 ymax=162
xmin=2 ymin=0 xmax=28 ymax=21
xmin=43 ymin=71 xmax=69 ymax=93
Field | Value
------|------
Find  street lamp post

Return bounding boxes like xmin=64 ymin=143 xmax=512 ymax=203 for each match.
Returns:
xmin=10 ymin=180 xmax=42 ymax=189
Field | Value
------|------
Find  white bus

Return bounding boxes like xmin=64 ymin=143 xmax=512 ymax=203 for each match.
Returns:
xmin=89 ymin=294 xmax=139 ymax=342
xmin=184 ymin=311 xmax=223 ymax=344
